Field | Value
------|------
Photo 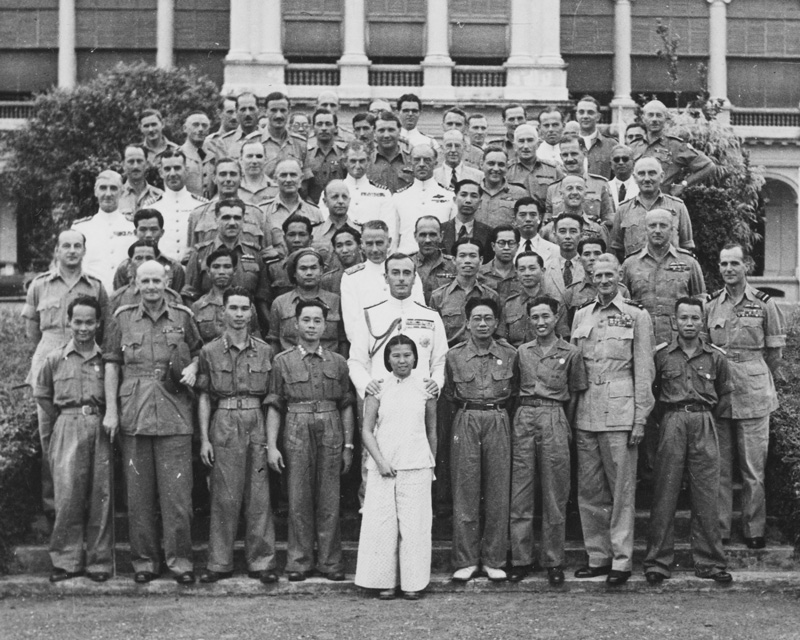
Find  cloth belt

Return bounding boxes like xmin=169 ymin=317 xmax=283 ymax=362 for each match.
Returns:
xmin=725 ymin=350 xmax=763 ymax=363
xmin=460 ymin=401 xmax=509 ymax=412
xmin=217 ymin=396 xmax=262 ymax=410
xmin=125 ymin=366 xmax=169 ymax=380
xmin=518 ymin=397 xmax=562 ymax=407
xmin=60 ymin=405 xmax=103 ymax=416
xmin=589 ymin=368 xmax=632 ymax=385
xmin=287 ymin=400 xmax=338 ymax=413
xmin=662 ymin=402 xmax=712 ymax=413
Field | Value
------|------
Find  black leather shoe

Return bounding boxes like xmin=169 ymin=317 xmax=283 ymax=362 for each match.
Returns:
xmin=547 ymin=566 xmax=565 ymax=586
xmin=287 ymin=571 xmax=307 ymax=582
xmin=174 ymin=571 xmax=196 ymax=585
xmin=86 ymin=571 xmax=110 ymax=583
xmin=199 ymin=569 xmax=232 ymax=583
xmin=574 ymin=565 xmax=611 ymax=579
xmin=507 ymin=566 xmax=530 ymax=583
xmin=697 ymin=570 xmax=733 ymax=583
xmin=324 ymin=571 xmax=346 ymax=582
xmin=134 ymin=571 xmax=158 ymax=584
xmin=721 ymin=538 xmax=731 ymax=545
xmin=606 ymin=570 xmax=631 ymax=585
xmin=645 ymin=572 xmax=665 ymax=585
xmin=745 ymin=536 xmax=766 ymax=549
xmin=259 ymin=570 xmax=279 ymax=584
xmin=49 ymin=569 xmax=84 ymax=583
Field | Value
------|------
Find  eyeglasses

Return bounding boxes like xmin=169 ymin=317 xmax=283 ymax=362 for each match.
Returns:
xmin=612 ymin=156 xmax=631 ymax=162
xmin=494 ymin=240 xmax=519 ymax=248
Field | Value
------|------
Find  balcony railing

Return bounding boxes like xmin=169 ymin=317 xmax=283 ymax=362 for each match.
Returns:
xmin=285 ymin=64 xmax=339 ymax=86
xmin=369 ymin=65 xmax=423 ymax=87
xmin=731 ymin=108 xmax=800 ymax=128
xmin=452 ymin=66 xmax=506 ymax=88
xmin=0 ymin=101 xmax=34 ymax=119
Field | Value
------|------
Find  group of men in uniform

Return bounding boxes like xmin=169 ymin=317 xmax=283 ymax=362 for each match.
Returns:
xmin=25 ymin=89 xmax=784 ymax=591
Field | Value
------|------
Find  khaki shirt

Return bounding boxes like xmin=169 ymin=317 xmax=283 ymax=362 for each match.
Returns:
xmin=103 ymin=301 xmax=202 ymax=436
xmin=429 ymin=279 xmax=503 ymax=346
xmin=506 ymin=159 xmax=563 ymax=203
xmin=413 ymin=251 xmax=456 ymax=305
xmin=641 ymin=134 xmax=713 ymax=188
xmin=478 ymin=260 xmax=522 ymax=305
xmin=476 ymin=181 xmax=529 ymax=228
xmin=182 ymin=237 xmax=270 ymax=304
xmin=654 ymin=339 xmax=734 ymax=408
xmin=109 ymin=284 xmax=181 ymax=314
xmin=195 ymin=333 xmax=273 ymax=400
xmin=443 ymin=338 xmax=518 ymax=404
xmin=34 ymin=340 xmax=105 ymax=410
xmin=502 ymin=286 xmax=560 ymax=348
xmin=268 ymin=288 xmax=345 ymax=355
xmin=563 ymin=280 xmax=630 ymax=338
xmin=515 ymin=337 xmax=588 ymax=402
xmin=545 ymin=173 xmax=615 ymax=228
xmin=238 ymin=178 xmax=278 ymax=206
xmin=571 ymin=293 xmax=655 ymax=430
xmin=621 ymin=244 xmax=706 ymax=344
xmin=113 ymin=254 xmax=185 ymax=293
xmin=305 ymin=139 xmax=348 ymax=204
xmin=260 ymin=130 xmax=309 ymax=179
xmin=610 ymin=192 xmax=694 ymax=257
xmin=119 ymin=181 xmax=163 ymax=220
xmin=367 ymin=147 xmax=414 ymax=194
xmin=704 ymin=284 xmax=785 ymax=418
xmin=186 ymin=198 xmax=273 ymax=250
xmin=180 ymin=140 xmax=215 ymax=199
xmin=190 ymin=292 xmax=261 ymax=344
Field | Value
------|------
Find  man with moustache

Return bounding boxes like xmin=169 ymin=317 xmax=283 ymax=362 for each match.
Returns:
xmin=507 ymin=124 xmax=563 ymax=204
xmin=119 ymin=144 xmax=163 ymax=219
xmin=433 ymin=130 xmax=484 ymax=191
xmin=412 ymin=216 xmax=456 ymax=304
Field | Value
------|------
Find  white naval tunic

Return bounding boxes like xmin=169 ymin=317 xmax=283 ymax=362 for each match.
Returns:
xmin=72 ymin=210 xmax=135 ymax=291
xmin=151 ymin=187 xmax=207 ymax=263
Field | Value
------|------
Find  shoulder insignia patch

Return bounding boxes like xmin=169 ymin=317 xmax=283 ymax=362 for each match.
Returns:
xmin=676 ymin=247 xmax=694 ymax=256
xmin=578 ymin=298 xmax=595 ymax=309
xmin=754 ymin=289 xmax=771 ymax=302
xmin=655 ymin=342 xmax=669 ymax=352
xmin=709 ymin=343 xmax=727 ymax=355
xmin=394 ymin=183 xmax=413 ymax=194
xmin=368 ymin=179 xmax=389 ymax=191
xmin=114 ymin=303 xmax=138 ymax=317
xmin=344 ymin=262 xmax=366 ymax=275
xmin=72 ymin=215 xmax=93 ymax=225
xmin=708 ymin=288 xmax=724 ymax=301
xmin=364 ymin=299 xmax=387 ymax=311
xmin=623 ymin=298 xmax=644 ymax=309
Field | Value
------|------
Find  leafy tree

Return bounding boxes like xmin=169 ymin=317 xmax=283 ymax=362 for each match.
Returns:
xmin=1 ymin=63 xmax=221 ymax=271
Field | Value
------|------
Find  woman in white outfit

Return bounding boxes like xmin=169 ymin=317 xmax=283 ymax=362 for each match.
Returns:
xmin=355 ymin=334 xmax=437 ymax=600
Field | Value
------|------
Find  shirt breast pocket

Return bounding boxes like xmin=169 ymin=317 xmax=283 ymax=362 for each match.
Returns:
xmin=37 ymin=298 xmax=63 ymax=331
xmin=122 ymin=332 xmax=145 ymax=365
xmin=284 ymin=366 xmax=310 ymax=385
xmin=738 ymin=316 xmax=765 ymax=348
xmin=210 ymin=360 xmax=235 ymax=394
xmin=245 ymin=359 xmax=271 ymax=395
xmin=321 ymin=361 xmax=344 ymax=398
xmin=708 ymin=318 xmax=726 ymax=346
xmin=540 ymin=361 xmax=568 ymax=390
xmin=602 ymin=326 xmax=634 ymax=359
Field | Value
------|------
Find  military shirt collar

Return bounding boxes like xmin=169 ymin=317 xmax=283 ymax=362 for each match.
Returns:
xmin=134 ymin=299 xmax=174 ymax=322
xmin=297 ymin=343 xmax=326 ymax=360
xmin=666 ymin=337 xmax=715 ymax=359
xmin=719 ymin=283 xmax=758 ymax=305
xmin=591 ymin=291 xmax=627 ymax=314
xmin=445 ymin=277 xmax=483 ymax=296
xmin=524 ymin=336 xmax=570 ymax=355
xmin=633 ymin=191 xmax=665 ymax=209
xmin=221 ymin=332 xmax=257 ymax=353
xmin=374 ymin=146 xmax=404 ymax=163
xmin=63 ymin=338 xmax=102 ymax=360
xmin=415 ymin=250 xmax=445 ymax=269
xmin=195 ymin=292 xmax=223 ymax=309
xmin=641 ymin=243 xmax=679 ymax=261
xmin=45 ymin=268 xmax=93 ymax=285
xmin=481 ymin=179 xmax=509 ymax=197
xmin=464 ymin=337 xmax=505 ymax=360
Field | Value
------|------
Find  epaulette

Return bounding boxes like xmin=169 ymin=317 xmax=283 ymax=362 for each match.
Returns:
xmin=334 ymin=139 xmax=349 ymax=151
xmin=709 ymin=343 xmax=727 ymax=355
xmin=577 ymin=298 xmax=595 ymax=309
xmin=72 ymin=215 xmax=92 ymax=225
xmin=264 ymin=255 xmax=283 ymax=266
xmin=708 ymin=288 xmax=724 ymax=302
xmin=368 ymin=178 xmax=390 ymax=191
xmin=675 ymin=247 xmax=694 ymax=257
xmin=394 ymin=183 xmax=413 ymax=194
xmin=251 ymin=335 xmax=268 ymax=346
xmin=495 ymin=337 xmax=515 ymax=350
xmin=655 ymin=342 xmax=669 ymax=352
xmin=31 ymin=271 xmax=50 ymax=282
xmin=662 ymin=193 xmax=683 ymax=203
xmin=537 ymin=157 xmax=559 ymax=169
xmin=275 ymin=347 xmax=296 ymax=359
xmin=623 ymin=298 xmax=644 ymax=309
xmin=168 ymin=302 xmax=194 ymax=316
xmin=441 ymin=254 xmax=456 ymax=263
xmin=413 ymin=301 xmax=435 ymax=311
xmin=565 ymin=280 xmax=583 ymax=290
xmin=666 ymin=134 xmax=687 ymax=143
xmin=189 ymin=193 xmax=209 ymax=204
xmin=344 ymin=262 xmax=366 ymax=275
xmin=302 ymin=198 xmax=321 ymax=210
xmin=114 ymin=303 xmax=139 ymax=317
xmin=754 ymin=289 xmax=771 ymax=302
xmin=219 ymin=129 xmax=238 ymax=139
xmin=507 ymin=180 xmax=528 ymax=190
xmin=195 ymin=239 xmax=214 ymax=251
xmin=289 ymin=132 xmax=306 ymax=144
xmin=587 ymin=173 xmax=609 ymax=183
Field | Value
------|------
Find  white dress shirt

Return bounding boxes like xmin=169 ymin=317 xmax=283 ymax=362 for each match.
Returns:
xmin=152 ymin=187 xmax=207 ymax=262
xmin=609 ymin=176 xmax=639 ymax=205
xmin=318 ymin=174 xmax=396 ymax=233
xmin=400 ymin=127 xmax=441 ymax=153
xmin=72 ymin=209 xmax=136 ymax=291
xmin=536 ymin=142 xmax=562 ymax=166
xmin=392 ymin=178 xmax=455 ymax=255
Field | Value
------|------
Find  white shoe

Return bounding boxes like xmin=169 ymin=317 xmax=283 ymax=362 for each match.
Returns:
xmin=484 ymin=566 xmax=507 ymax=582
xmin=452 ymin=565 xmax=479 ymax=582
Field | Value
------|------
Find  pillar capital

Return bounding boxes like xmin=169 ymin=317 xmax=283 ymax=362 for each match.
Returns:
xmin=706 ymin=0 xmax=732 ymax=4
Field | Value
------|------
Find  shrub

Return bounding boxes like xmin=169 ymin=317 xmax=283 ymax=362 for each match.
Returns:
xmin=1 ymin=62 xmax=221 ymax=272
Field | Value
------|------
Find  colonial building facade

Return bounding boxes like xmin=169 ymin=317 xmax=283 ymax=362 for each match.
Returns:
xmin=0 ymin=0 xmax=798 ymax=300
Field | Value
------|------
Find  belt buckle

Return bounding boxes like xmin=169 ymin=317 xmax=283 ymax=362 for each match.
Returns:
xmin=682 ymin=404 xmax=691 ymax=413
xmin=81 ymin=405 xmax=92 ymax=416
xmin=153 ymin=367 xmax=163 ymax=379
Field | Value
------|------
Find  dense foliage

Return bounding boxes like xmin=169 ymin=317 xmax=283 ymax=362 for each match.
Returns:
xmin=2 ymin=63 xmax=220 ymax=272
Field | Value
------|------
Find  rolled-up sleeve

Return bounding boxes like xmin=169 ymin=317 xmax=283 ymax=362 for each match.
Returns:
xmin=102 ymin=315 xmax=123 ymax=364
xmin=633 ymin=309 xmax=656 ymax=425
xmin=263 ymin=358 xmax=287 ymax=411
xmin=765 ymin=299 xmax=787 ymax=348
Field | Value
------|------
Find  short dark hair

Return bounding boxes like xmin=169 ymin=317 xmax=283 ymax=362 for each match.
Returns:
xmin=559 ymin=135 xmax=586 ymax=150
xmin=383 ymin=334 xmax=418 ymax=372
xmin=397 ymin=93 xmax=422 ymax=111
xmin=502 ymin=103 xmax=525 ymax=120
xmin=362 ymin=219 xmax=389 ymax=234
xmin=206 ymin=246 xmax=238 ymax=269
xmin=67 ymin=295 xmax=101 ymax=321
xmin=134 ymin=208 xmax=164 ymax=229
xmin=240 ymin=139 xmax=266 ymax=156
xmin=467 ymin=113 xmax=487 ymax=124
xmin=159 ymin=148 xmax=186 ymax=164
xmin=514 ymin=251 xmax=544 ymax=268
xmin=675 ymin=296 xmax=703 ymax=315
xmin=352 ymin=112 xmax=375 ymax=128
xmin=625 ymin=121 xmax=646 ymax=134
xmin=465 ymin=297 xmax=499 ymax=320
xmin=454 ymin=178 xmax=482 ymax=196
xmin=537 ymin=106 xmax=563 ymax=123
xmin=344 ymin=140 xmax=371 ymax=157
xmin=264 ymin=91 xmax=289 ymax=107
xmin=124 ymin=142 xmax=146 ymax=156
xmin=295 ymin=299 xmax=328 ymax=319
xmin=127 ymin=238 xmax=160 ymax=259
xmin=215 ymin=197 xmax=246 ymax=217
xmin=375 ymin=110 xmax=401 ymax=127
xmin=514 ymin=196 xmax=545 ymax=216
xmin=331 ymin=224 xmax=361 ymax=246
xmin=282 ymin=213 xmax=313 ymax=235
xmin=139 ymin=108 xmax=163 ymax=123
xmin=491 ymin=224 xmax=520 ymax=244
xmin=312 ymin=107 xmax=338 ymax=127
xmin=223 ymin=285 xmax=253 ymax=306
xmin=554 ymin=212 xmax=585 ymax=230
xmin=578 ymin=237 xmax=607 ymax=254
xmin=527 ymin=295 xmax=559 ymax=316
xmin=720 ymin=241 xmax=749 ymax=260
xmin=442 ymin=107 xmax=467 ymax=123
xmin=414 ymin=216 xmax=442 ymax=233
xmin=453 ymin=236 xmax=484 ymax=258
xmin=215 ymin=157 xmax=240 ymax=173
xmin=384 ymin=252 xmax=415 ymax=273
xmin=576 ymin=95 xmax=601 ymax=109
xmin=236 ymin=91 xmax=258 ymax=108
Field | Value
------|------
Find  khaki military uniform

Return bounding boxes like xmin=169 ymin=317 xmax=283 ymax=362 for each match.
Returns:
xmin=429 ymin=279 xmax=503 ymax=347
xmin=644 ymin=339 xmax=733 ymax=579
xmin=510 ymin=338 xmax=587 ymax=568
xmin=610 ymin=192 xmax=694 ymax=258
xmin=186 ymin=198 xmax=274 ymax=252
xmin=562 ymin=280 xmax=630 ymax=340
xmin=190 ymin=292 xmax=261 ymax=344
xmin=34 ymin=340 xmax=111 ymax=575
xmin=196 ymin=334 xmax=276 ymax=573
xmin=305 ymin=138 xmax=348 ymax=204
xmin=546 ymin=174 xmax=615 ymax=229
xmin=475 ymin=181 xmax=529 ymax=229
xmin=260 ymin=130 xmax=309 ymax=179
xmin=268 ymin=288 xmax=345 ymax=355
xmin=502 ymin=286 xmax=561 ymax=348
xmin=109 ymin=285 xmax=181 ymax=314
xmin=444 ymin=338 xmax=517 ymax=570
xmin=640 ymin=134 xmax=714 ymax=189
xmin=367 ymin=147 xmax=413 ymax=194
xmin=119 ymin=181 xmax=163 ymax=220
xmin=265 ymin=345 xmax=353 ymax=574
xmin=705 ymin=285 xmax=785 ymax=538
xmin=506 ymin=159 xmax=563 ymax=203
xmin=180 ymin=140 xmax=215 ymax=200
xmin=540 ymin=213 xmax=609 ymax=248
xmin=413 ymin=251 xmax=456 ymax=305
xmin=238 ymin=178 xmax=278 ymax=206
xmin=103 ymin=300 xmax=202 ymax=576
xmin=113 ymin=254 xmax=185 ymax=293
xmin=478 ymin=260 xmax=522 ymax=305
xmin=571 ymin=293 xmax=655 ymax=572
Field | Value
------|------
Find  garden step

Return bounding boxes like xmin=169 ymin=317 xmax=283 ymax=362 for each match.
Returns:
xmin=11 ymin=539 xmax=797 ymax=576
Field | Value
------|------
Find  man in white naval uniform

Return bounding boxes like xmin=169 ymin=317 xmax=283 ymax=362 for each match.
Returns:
xmin=393 ymin=144 xmax=454 ymax=255
xmin=72 ymin=170 xmax=136 ymax=291
xmin=340 ymin=220 xmax=424 ymax=344
xmin=319 ymin=141 xmax=396 ymax=232
xmin=151 ymin=148 xmax=207 ymax=263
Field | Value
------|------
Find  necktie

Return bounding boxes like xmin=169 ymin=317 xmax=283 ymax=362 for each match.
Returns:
xmin=563 ymin=260 xmax=573 ymax=287
xmin=618 ymin=182 xmax=627 ymax=203
xmin=525 ymin=239 xmax=533 ymax=252
xmin=458 ymin=224 xmax=468 ymax=239
xmin=450 ymin=167 xmax=459 ymax=192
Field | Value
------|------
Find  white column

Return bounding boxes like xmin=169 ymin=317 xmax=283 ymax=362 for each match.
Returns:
xmin=254 ymin=0 xmax=287 ymax=89
xmin=58 ymin=0 xmax=76 ymax=89
xmin=707 ymin=0 xmax=732 ymax=123
xmin=338 ymin=0 xmax=369 ymax=98
xmin=421 ymin=0 xmax=454 ymax=101
xmin=226 ymin=0 xmax=252 ymax=62
xmin=156 ymin=0 xmax=174 ymax=69
xmin=505 ymin=0 xmax=567 ymax=101
xmin=610 ymin=0 xmax=637 ymax=140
